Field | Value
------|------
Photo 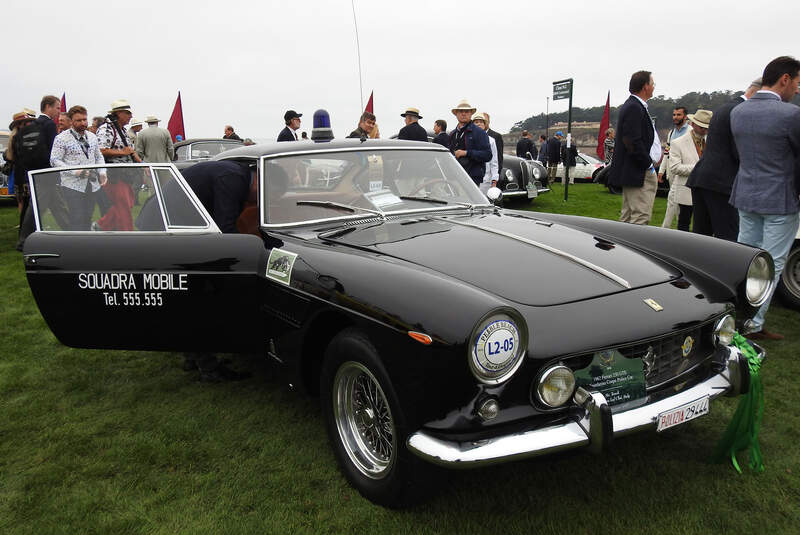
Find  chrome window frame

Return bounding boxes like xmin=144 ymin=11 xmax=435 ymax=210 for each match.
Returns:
xmin=27 ymin=163 xmax=219 ymax=234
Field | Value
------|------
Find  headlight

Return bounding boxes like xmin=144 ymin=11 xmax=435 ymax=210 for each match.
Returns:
xmin=532 ymin=167 xmax=543 ymax=179
xmin=468 ymin=311 xmax=527 ymax=384
xmin=745 ymin=252 xmax=774 ymax=306
xmin=505 ymin=169 xmax=514 ymax=180
xmin=713 ymin=314 xmax=736 ymax=347
xmin=536 ymin=365 xmax=576 ymax=408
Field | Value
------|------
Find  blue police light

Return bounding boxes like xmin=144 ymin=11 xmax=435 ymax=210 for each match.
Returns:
xmin=311 ymin=109 xmax=334 ymax=142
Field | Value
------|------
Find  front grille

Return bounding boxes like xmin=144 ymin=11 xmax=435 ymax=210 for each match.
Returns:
xmin=617 ymin=324 xmax=714 ymax=390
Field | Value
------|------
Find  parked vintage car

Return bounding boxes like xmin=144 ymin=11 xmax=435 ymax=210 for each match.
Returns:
xmin=391 ymin=130 xmax=549 ymax=202
xmin=172 ymin=138 xmax=244 ymax=170
xmin=22 ymin=139 xmax=771 ymax=507
xmin=497 ymin=154 xmax=550 ymax=201
xmin=777 ymin=228 xmax=800 ymax=309
xmin=552 ymin=151 xmax=605 ymax=183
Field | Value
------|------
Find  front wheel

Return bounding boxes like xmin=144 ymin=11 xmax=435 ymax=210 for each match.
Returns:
xmin=777 ymin=242 xmax=800 ymax=310
xmin=321 ymin=329 xmax=433 ymax=507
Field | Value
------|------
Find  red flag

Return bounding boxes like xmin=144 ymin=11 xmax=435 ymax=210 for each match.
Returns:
xmin=167 ymin=91 xmax=185 ymax=142
xmin=365 ymin=91 xmax=374 ymax=113
xmin=597 ymin=91 xmax=610 ymax=161
xmin=60 ymin=93 xmax=66 ymax=112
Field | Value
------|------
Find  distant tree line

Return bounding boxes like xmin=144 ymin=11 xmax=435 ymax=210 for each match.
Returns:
xmin=512 ymin=90 xmax=800 ymax=132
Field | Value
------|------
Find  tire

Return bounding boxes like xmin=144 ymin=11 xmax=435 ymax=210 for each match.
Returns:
xmin=777 ymin=242 xmax=800 ymax=310
xmin=320 ymin=329 xmax=433 ymax=507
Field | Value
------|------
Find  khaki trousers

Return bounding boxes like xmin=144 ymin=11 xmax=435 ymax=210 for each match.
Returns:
xmin=620 ymin=168 xmax=658 ymax=225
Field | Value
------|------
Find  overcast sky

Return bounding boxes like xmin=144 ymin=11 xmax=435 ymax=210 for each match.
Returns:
xmin=2 ymin=0 xmax=797 ymax=141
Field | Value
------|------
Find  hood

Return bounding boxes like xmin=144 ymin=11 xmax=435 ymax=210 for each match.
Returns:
xmin=322 ymin=212 xmax=682 ymax=306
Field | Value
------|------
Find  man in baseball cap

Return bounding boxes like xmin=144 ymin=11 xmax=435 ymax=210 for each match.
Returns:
xmin=278 ymin=110 xmax=302 ymax=141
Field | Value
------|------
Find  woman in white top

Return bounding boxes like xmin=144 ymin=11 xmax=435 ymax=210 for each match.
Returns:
xmin=472 ymin=112 xmax=498 ymax=195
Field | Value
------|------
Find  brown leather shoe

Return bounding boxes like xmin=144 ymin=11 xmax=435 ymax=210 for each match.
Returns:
xmin=746 ymin=328 xmax=784 ymax=341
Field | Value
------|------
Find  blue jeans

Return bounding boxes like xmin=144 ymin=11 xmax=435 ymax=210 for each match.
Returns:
xmin=737 ymin=210 xmax=800 ymax=330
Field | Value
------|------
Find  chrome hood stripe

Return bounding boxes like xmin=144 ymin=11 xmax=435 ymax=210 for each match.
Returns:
xmin=439 ymin=218 xmax=631 ymax=289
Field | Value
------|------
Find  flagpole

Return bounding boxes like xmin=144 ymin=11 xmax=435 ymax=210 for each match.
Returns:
xmin=351 ymin=0 xmax=364 ymax=110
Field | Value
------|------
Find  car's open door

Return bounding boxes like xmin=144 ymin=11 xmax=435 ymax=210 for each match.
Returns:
xmin=23 ymin=163 xmax=269 ymax=353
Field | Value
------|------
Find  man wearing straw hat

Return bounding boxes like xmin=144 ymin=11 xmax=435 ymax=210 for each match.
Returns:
xmin=135 ymin=115 xmax=174 ymax=163
xmin=397 ymin=107 xmax=427 ymax=142
xmin=127 ymin=117 xmax=144 ymax=144
xmin=666 ymin=109 xmax=712 ymax=231
xmin=448 ymin=99 xmax=492 ymax=186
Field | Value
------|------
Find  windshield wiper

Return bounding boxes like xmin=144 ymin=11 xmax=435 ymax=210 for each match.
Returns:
xmin=399 ymin=196 xmax=449 ymax=204
xmin=296 ymin=200 xmax=385 ymax=219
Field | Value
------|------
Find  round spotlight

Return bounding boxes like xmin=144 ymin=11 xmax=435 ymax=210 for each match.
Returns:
xmin=713 ymin=314 xmax=736 ymax=347
xmin=536 ymin=365 xmax=576 ymax=408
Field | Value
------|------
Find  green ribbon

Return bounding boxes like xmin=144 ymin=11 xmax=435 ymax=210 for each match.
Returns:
xmin=711 ymin=333 xmax=765 ymax=473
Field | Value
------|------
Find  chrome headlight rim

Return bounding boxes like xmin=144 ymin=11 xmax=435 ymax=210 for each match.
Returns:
xmin=712 ymin=313 xmax=736 ymax=347
xmin=745 ymin=252 xmax=774 ymax=307
xmin=467 ymin=308 xmax=528 ymax=385
xmin=535 ymin=364 xmax=577 ymax=409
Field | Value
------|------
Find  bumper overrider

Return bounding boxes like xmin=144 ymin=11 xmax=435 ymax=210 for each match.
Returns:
xmin=407 ymin=342 xmax=762 ymax=467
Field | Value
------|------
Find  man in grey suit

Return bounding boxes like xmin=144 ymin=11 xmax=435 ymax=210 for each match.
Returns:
xmin=730 ymin=56 xmax=800 ymax=340
xmin=135 ymin=115 xmax=174 ymax=163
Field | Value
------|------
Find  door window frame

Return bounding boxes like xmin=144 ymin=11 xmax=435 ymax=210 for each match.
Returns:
xmin=28 ymin=163 xmax=219 ymax=234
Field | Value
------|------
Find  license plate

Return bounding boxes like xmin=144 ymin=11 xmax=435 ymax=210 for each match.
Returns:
xmin=656 ymin=396 xmax=709 ymax=432
xmin=526 ymin=186 xmax=537 ymax=199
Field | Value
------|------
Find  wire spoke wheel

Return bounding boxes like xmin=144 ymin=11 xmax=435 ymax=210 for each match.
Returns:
xmin=778 ymin=245 xmax=800 ymax=308
xmin=332 ymin=361 xmax=396 ymax=479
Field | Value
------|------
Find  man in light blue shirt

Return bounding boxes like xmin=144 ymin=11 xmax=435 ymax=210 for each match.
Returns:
xmin=730 ymin=56 xmax=800 ymax=341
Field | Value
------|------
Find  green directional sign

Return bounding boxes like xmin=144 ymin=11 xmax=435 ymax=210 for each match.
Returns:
xmin=553 ymin=80 xmax=572 ymax=100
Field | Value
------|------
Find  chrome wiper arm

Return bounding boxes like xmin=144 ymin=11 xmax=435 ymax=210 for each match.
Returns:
xmin=296 ymin=200 xmax=385 ymax=219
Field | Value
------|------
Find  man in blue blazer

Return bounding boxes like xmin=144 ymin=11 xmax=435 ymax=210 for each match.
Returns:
xmin=730 ymin=56 xmax=800 ymax=340
xmin=607 ymin=71 xmax=661 ymax=224
xmin=277 ymin=110 xmax=302 ymax=141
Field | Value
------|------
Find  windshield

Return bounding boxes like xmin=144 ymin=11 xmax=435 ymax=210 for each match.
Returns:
xmin=262 ymin=149 xmax=488 ymax=225
xmin=185 ymin=142 xmax=240 ymax=160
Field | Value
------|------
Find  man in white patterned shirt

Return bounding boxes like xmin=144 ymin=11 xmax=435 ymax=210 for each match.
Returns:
xmin=94 ymin=99 xmax=141 ymax=230
xmin=50 ymin=105 xmax=107 ymax=230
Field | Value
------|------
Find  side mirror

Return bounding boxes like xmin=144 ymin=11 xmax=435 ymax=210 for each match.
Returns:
xmin=486 ymin=186 xmax=502 ymax=203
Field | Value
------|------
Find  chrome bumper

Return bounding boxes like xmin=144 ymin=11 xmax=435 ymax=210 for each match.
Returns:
xmin=407 ymin=343 xmax=762 ymax=468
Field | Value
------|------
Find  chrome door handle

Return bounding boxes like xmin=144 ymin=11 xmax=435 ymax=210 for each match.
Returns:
xmin=24 ymin=253 xmax=61 ymax=265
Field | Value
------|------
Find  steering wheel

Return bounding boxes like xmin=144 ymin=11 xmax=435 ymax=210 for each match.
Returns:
xmin=408 ymin=178 xmax=455 ymax=198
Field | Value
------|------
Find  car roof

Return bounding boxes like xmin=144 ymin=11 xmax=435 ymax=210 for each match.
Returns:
xmin=214 ymin=138 xmax=448 ymax=160
xmin=174 ymin=138 xmax=243 ymax=148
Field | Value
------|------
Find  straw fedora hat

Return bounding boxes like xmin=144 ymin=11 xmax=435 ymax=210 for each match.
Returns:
xmin=108 ymin=99 xmax=133 ymax=114
xmin=451 ymin=99 xmax=476 ymax=115
xmin=9 ymin=110 xmax=36 ymax=130
xmin=688 ymin=109 xmax=713 ymax=128
xmin=401 ymin=107 xmax=422 ymax=119
xmin=145 ymin=115 xmax=160 ymax=123
xmin=471 ymin=112 xmax=487 ymax=123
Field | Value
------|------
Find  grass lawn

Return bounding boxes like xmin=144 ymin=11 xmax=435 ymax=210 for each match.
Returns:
xmin=1 ymin=186 xmax=798 ymax=534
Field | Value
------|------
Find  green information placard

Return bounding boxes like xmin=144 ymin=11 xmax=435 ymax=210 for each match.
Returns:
xmin=574 ymin=349 xmax=646 ymax=408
